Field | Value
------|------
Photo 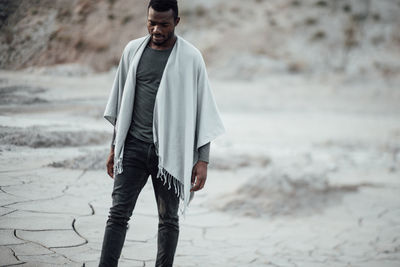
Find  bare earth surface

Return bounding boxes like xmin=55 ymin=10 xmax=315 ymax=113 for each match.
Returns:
xmin=0 ymin=69 xmax=399 ymax=266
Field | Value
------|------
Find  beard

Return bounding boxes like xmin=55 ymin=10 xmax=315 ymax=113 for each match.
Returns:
xmin=151 ymin=30 xmax=174 ymax=46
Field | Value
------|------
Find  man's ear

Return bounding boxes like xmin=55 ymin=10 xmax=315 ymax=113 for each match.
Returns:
xmin=175 ymin=17 xmax=180 ymax=26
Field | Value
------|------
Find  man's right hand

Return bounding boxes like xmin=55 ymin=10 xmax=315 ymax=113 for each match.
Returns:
xmin=106 ymin=148 xmax=115 ymax=178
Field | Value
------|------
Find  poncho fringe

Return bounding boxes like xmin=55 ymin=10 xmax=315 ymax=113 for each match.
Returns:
xmin=157 ymin=166 xmax=185 ymax=199
xmin=113 ymin=153 xmax=186 ymax=213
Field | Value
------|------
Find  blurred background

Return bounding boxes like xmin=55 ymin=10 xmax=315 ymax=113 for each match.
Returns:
xmin=0 ymin=0 xmax=399 ymax=266
xmin=0 ymin=0 xmax=400 ymax=78
xmin=1 ymin=0 xmax=400 ymax=77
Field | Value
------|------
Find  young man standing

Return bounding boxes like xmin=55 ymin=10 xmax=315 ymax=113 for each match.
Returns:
xmin=99 ymin=0 xmax=225 ymax=266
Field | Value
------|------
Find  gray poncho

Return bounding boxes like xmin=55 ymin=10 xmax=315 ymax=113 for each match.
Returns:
xmin=103 ymin=35 xmax=225 ymax=216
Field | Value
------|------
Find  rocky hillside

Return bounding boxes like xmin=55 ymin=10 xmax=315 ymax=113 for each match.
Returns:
xmin=1 ymin=0 xmax=399 ymax=78
xmin=0 ymin=0 xmax=148 ymax=72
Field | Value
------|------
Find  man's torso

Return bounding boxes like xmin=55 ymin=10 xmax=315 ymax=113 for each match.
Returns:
xmin=128 ymin=44 xmax=173 ymax=143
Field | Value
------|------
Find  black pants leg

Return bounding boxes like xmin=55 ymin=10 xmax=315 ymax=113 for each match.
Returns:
xmin=99 ymin=134 xmax=180 ymax=267
xmin=151 ymin=166 xmax=180 ymax=267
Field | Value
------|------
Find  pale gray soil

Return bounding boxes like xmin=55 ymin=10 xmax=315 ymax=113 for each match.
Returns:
xmin=0 ymin=68 xmax=399 ymax=266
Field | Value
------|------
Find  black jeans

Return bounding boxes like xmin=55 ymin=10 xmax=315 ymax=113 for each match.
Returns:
xmin=99 ymin=133 xmax=180 ymax=267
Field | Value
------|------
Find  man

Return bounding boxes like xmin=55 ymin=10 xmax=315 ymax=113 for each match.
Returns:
xmin=99 ymin=0 xmax=225 ymax=266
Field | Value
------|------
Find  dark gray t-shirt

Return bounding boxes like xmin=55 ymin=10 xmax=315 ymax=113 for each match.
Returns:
xmin=119 ymin=44 xmax=210 ymax=162
xmin=128 ymin=45 xmax=172 ymax=142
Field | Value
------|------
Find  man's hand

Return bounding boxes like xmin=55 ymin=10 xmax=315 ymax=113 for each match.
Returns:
xmin=191 ymin=160 xmax=208 ymax=192
xmin=106 ymin=147 xmax=115 ymax=179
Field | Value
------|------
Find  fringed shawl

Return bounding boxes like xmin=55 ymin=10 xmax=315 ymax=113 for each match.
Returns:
xmin=103 ymin=35 xmax=225 ymax=216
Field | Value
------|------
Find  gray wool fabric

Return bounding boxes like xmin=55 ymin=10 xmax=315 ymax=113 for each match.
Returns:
xmin=103 ymin=35 xmax=226 ymax=215
xmin=112 ymin=44 xmax=210 ymax=162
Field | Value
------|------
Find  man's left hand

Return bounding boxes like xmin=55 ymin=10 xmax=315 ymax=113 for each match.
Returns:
xmin=191 ymin=160 xmax=208 ymax=192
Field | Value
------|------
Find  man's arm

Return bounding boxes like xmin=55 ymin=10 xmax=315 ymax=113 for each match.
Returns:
xmin=106 ymin=127 xmax=116 ymax=178
xmin=191 ymin=142 xmax=210 ymax=192
xmin=198 ymin=142 xmax=210 ymax=163
xmin=111 ymin=127 xmax=116 ymax=149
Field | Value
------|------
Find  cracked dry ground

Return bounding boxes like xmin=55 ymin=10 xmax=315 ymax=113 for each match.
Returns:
xmin=1 ymin=72 xmax=400 ymax=266
xmin=1 ymin=141 xmax=400 ymax=267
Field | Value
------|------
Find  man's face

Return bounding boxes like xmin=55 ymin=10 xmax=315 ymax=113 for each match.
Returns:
xmin=147 ymin=6 xmax=179 ymax=46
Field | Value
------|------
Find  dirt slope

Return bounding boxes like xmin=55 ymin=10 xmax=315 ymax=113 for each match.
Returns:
xmin=0 ymin=0 xmax=399 ymax=78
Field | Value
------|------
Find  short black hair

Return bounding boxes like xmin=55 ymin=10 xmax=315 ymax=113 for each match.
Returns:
xmin=148 ymin=0 xmax=179 ymax=20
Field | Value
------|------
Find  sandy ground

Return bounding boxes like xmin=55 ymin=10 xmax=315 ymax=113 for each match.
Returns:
xmin=0 ymin=68 xmax=399 ymax=266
